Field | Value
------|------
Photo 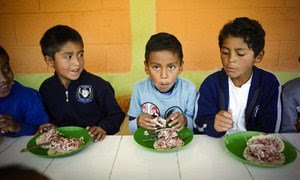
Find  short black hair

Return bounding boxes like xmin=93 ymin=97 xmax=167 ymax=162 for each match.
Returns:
xmin=218 ymin=17 xmax=265 ymax=57
xmin=145 ymin=32 xmax=183 ymax=64
xmin=0 ymin=45 xmax=9 ymax=61
xmin=40 ymin=25 xmax=83 ymax=59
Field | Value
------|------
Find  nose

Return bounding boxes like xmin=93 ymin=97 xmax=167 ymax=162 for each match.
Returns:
xmin=72 ymin=56 xmax=80 ymax=66
xmin=228 ymin=53 xmax=237 ymax=63
xmin=0 ymin=71 xmax=7 ymax=82
xmin=160 ymin=68 xmax=168 ymax=79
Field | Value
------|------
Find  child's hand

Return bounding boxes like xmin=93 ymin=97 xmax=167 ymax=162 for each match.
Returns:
xmin=166 ymin=112 xmax=187 ymax=131
xmin=214 ymin=109 xmax=233 ymax=132
xmin=86 ymin=126 xmax=106 ymax=142
xmin=0 ymin=115 xmax=20 ymax=133
xmin=137 ymin=113 xmax=157 ymax=130
xmin=38 ymin=123 xmax=56 ymax=134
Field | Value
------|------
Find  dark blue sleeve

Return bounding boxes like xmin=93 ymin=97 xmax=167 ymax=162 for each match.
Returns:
xmin=250 ymin=76 xmax=281 ymax=133
xmin=14 ymin=91 xmax=49 ymax=136
xmin=96 ymin=82 xmax=125 ymax=135
xmin=194 ymin=79 xmax=225 ymax=138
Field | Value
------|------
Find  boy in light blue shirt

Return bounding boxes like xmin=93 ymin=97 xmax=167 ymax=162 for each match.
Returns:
xmin=128 ymin=32 xmax=197 ymax=133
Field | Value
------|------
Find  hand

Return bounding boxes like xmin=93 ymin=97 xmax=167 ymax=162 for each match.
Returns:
xmin=166 ymin=112 xmax=187 ymax=131
xmin=214 ymin=109 xmax=233 ymax=132
xmin=38 ymin=123 xmax=56 ymax=134
xmin=86 ymin=126 xmax=106 ymax=142
xmin=137 ymin=113 xmax=157 ymax=130
xmin=0 ymin=114 xmax=20 ymax=133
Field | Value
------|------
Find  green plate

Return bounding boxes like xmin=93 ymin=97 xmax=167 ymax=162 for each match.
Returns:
xmin=133 ymin=127 xmax=193 ymax=152
xmin=224 ymin=131 xmax=297 ymax=167
xmin=27 ymin=126 xmax=91 ymax=158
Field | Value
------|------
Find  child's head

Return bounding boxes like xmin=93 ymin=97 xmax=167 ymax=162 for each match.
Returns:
xmin=40 ymin=25 xmax=84 ymax=87
xmin=144 ymin=32 xmax=183 ymax=92
xmin=0 ymin=45 xmax=14 ymax=98
xmin=218 ymin=17 xmax=265 ymax=86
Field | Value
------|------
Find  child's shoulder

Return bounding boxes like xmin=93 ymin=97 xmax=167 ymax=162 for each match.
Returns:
xmin=13 ymin=81 xmax=40 ymax=97
xmin=133 ymin=77 xmax=151 ymax=88
xmin=177 ymin=77 xmax=196 ymax=89
xmin=253 ymin=67 xmax=279 ymax=85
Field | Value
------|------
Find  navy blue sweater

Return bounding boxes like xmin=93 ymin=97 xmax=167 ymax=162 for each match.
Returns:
xmin=194 ymin=67 xmax=281 ymax=137
xmin=39 ymin=69 xmax=125 ymax=135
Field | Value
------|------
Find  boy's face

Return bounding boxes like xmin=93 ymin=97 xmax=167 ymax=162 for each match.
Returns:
xmin=0 ymin=56 xmax=14 ymax=98
xmin=220 ymin=36 xmax=263 ymax=87
xmin=145 ymin=50 xmax=183 ymax=92
xmin=45 ymin=41 xmax=84 ymax=88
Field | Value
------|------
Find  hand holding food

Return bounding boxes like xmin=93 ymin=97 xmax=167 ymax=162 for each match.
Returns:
xmin=0 ymin=114 xmax=20 ymax=134
xmin=167 ymin=112 xmax=186 ymax=131
xmin=137 ymin=113 xmax=157 ymax=130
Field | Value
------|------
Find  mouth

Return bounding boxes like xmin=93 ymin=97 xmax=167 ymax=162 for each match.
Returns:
xmin=0 ymin=83 xmax=11 ymax=93
xmin=226 ymin=66 xmax=236 ymax=72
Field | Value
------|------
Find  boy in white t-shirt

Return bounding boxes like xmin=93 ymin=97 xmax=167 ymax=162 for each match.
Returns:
xmin=193 ymin=17 xmax=281 ymax=137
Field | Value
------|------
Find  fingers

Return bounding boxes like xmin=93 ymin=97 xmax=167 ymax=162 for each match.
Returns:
xmin=214 ymin=110 xmax=233 ymax=132
xmin=167 ymin=113 xmax=186 ymax=131
xmin=0 ymin=115 xmax=19 ymax=133
xmin=38 ymin=123 xmax=55 ymax=133
xmin=137 ymin=114 xmax=157 ymax=130
xmin=87 ymin=126 xmax=107 ymax=143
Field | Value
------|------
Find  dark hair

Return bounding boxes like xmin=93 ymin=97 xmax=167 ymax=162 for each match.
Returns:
xmin=218 ymin=17 xmax=265 ymax=57
xmin=145 ymin=32 xmax=183 ymax=64
xmin=0 ymin=165 xmax=50 ymax=180
xmin=0 ymin=45 xmax=9 ymax=61
xmin=40 ymin=25 xmax=83 ymax=59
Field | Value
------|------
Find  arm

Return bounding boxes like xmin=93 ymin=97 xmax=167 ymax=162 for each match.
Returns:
xmin=194 ymin=81 xmax=226 ymax=137
xmin=184 ymin=84 xmax=197 ymax=130
xmin=96 ymin=82 xmax=125 ymax=135
xmin=281 ymin=90 xmax=297 ymax=132
xmin=251 ymin=78 xmax=281 ymax=133
xmin=128 ymin=87 xmax=142 ymax=134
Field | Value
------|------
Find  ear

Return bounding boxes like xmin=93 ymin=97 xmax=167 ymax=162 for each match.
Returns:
xmin=254 ymin=50 xmax=264 ymax=63
xmin=179 ymin=61 xmax=184 ymax=74
xmin=44 ymin=55 xmax=54 ymax=68
xmin=144 ymin=60 xmax=150 ymax=75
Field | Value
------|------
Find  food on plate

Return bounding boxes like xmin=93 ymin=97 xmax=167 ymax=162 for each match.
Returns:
xmin=47 ymin=136 xmax=84 ymax=156
xmin=154 ymin=137 xmax=184 ymax=150
xmin=156 ymin=128 xmax=178 ymax=139
xmin=36 ymin=128 xmax=60 ymax=149
xmin=153 ymin=117 xmax=167 ymax=128
xmin=243 ymin=134 xmax=285 ymax=165
xmin=153 ymin=128 xmax=184 ymax=150
xmin=36 ymin=128 xmax=84 ymax=156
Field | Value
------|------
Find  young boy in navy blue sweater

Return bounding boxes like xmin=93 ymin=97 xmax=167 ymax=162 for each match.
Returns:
xmin=194 ymin=17 xmax=281 ymax=137
xmin=0 ymin=45 xmax=48 ymax=137
xmin=38 ymin=25 xmax=125 ymax=142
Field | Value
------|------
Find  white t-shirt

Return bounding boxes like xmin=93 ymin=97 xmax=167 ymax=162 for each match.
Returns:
xmin=227 ymin=75 xmax=252 ymax=134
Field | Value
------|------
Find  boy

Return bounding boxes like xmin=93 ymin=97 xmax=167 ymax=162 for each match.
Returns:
xmin=38 ymin=25 xmax=125 ymax=142
xmin=0 ymin=45 xmax=48 ymax=137
xmin=128 ymin=32 xmax=197 ymax=133
xmin=280 ymin=76 xmax=300 ymax=133
xmin=193 ymin=17 xmax=281 ymax=137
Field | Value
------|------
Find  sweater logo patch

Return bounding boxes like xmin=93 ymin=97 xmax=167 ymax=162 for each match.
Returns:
xmin=76 ymin=85 xmax=93 ymax=103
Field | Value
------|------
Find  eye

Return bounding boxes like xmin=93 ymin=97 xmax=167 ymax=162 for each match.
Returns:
xmin=64 ymin=55 xmax=72 ymax=60
xmin=168 ymin=65 xmax=175 ymax=70
xmin=237 ymin=53 xmax=245 ymax=57
xmin=152 ymin=66 xmax=160 ymax=70
xmin=78 ymin=52 xmax=84 ymax=58
xmin=221 ymin=51 xmax=229 ymax=55
xmin=3 ymin=66 xmax=11 ymax=74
